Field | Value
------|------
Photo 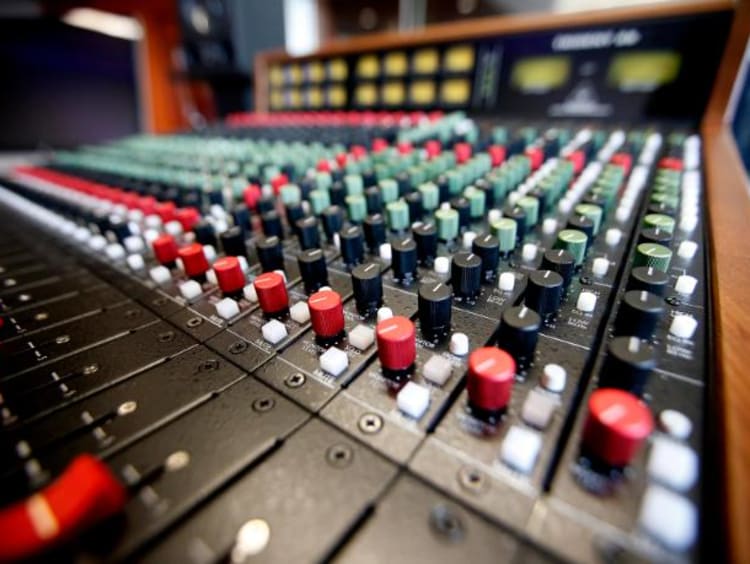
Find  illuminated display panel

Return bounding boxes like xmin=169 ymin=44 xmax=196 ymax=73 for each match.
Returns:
xmin=410 ymin=80 xmax=436 ymax=105
xmin=444 ymin=44 xmax=475 ymax=73
xmin=384 ymin=51 xmax=408 ymax=76
xmin=307 ymin=87 xmax=323 ymax=108
xmin=306 ymin=61 xmax=325 ymax=83
xmin=511 ymin=56 xmax=571 ymax=93
xmin=382 ymin=81 xmax=405 ymax=106
xmin=355 ymin=83 xmax=378 ymax=106
xmin=328 ymin=58 xmax=348 ymax=81
xmin=440 ymin=78 xmax=472 ymax=105
xmin=328 ymin=85 xmax=347 ymax=107
xmin=356 ymin=54 xmax=380 ymax=79
xmin=607 ymin=51 xmax=681 ymax=92
xmin=413 ymin=48 xmax=439 ymax=75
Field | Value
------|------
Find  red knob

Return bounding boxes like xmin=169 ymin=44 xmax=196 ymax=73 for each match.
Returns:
xmin=610 ymin=152 xmax=632 ymax=175
xmin=271 ymin=173 xmax=289 ymax=195
xmin=152 ymin=234 xmax=178 ymax=265
xmin=243 ymin=184 xmax=262 ymax=210
xmin=568 ymin=150 xmax=586 ymax=174
xmin=175 ymin=207 xmax=200 ymax=230
xmin=525 ymin=146 xmax=544 ymax=171
xmin=582 ymin=388 xmax=653 ymax=467
xmin=658 ymin=156 xmax=683 ymax=171
xmin=154 ymin=201 xmax=176 ymax=222
xmin=454 ymin=142 xmax=472 ymax=164
xmin=488 ymin=145 xmax=506 ymax=167
xmin=213 ymin=256 xmax=246 ymax=295
xmin=425 ymin=140 xmax=441 ymax=159
xmin=372 ymin=138 xmax=388 ymax=153
xmin=254 ymin=271 xmax=288 ymax=314
xmin=467 ymin=346 xmax=516 ymax=412
xmin=308 ymin=290 xmax=345 ymax=337
xmin=178 ymin=243 xmax=209 ymax=278
xmin=376 ymin=316 xmax=416 ymax=371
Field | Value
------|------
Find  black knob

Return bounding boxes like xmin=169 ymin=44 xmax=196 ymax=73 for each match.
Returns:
xmin=391 ymin=236 xmax=417 ymax=282
xmin=256 ymin=235 xmax=284 ymax=272
xmin=413 ymin=222 xmax=437 ymax=265
xmin=395 ymin=171 xmax=411 ymax=195
xmin=296 ymin=216 xmax=320 ymax=250
xmin=540 ymin=249 xmax=575 ymax=288
xmin=352 ymin=262 xmax=383 ymax=316
xmin=472 ymin=233 xmax=500 ymax=282
xmin=614 ymin=290 xmax=664 ymax=338
xmin=330 ymin=181 xmax=346 ymax=207
xmin=436 ymin=176 xmax=451 ymax=202
xmin=599 ymin=336 xmax=656 ymax=396
xmin=405 ymin=191 xmax=423 ymax=221
xmin=322 ymin=206 xmax=344 ymax=242
xmin=497 ymin=305 xmax=541 ymax=368
xmin=365 ymin=186 xmax=382 ymax=214
xmin=108 ymin=216 xmax=131 ymax=242
xmin=566 ymin=215 xmax=595 ymax=245
xmin=339 ymin=225 xmax=364 ymax=266
xmin=220 ymin=226 xmax=247 ymax=257
xmin=285 ymin=203 xmax=305 ymax=225
xmin=450 ymin=197 xmax=471 ymax=228
xmin=232 ymin=205 xmax=251 ymax=233
xmin=451 ymin=252 xmax=482 ymax=300
xmin=418 ymin=281 xmax=452 ymax=341
xmin=257 ymin=196 xmax=275 ymax=214
xmin=193 ymin=220 xmax=217 ymax=248
xmin=647 ymin=202 xmax=677 ymax=217
xmin=298 ymin=248 xmax=328 ymax=293
xmin=474 ymin=178 xmax=494 ymax=209
xmin=628 ymin=266 xmax=670 ymax=295
xmin=638 ymin=227 xmax=672 ymax=247
xmin=503 ymin=205 xmax=527 ymax=240
xmin=261 ymin=210 xmax=283 ymax=238
xmin=525 ymin=270 xmax=564 ymax=318
xmin=363 ymin=213 xmax=386 ymax=251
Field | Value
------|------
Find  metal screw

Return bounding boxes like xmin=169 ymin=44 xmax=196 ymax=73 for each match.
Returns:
xmin=199 ymin=359 xmax=219 ymax=372
xmin=117 ymin=401 xmax=137 ymax=416
xmin=252 ymin=398 xmax=275 ymax=412
xmin=158 ymin=331 xmax=175 ymax=343
xmin=153 ymin=297 xmax=168 ymax=306
xmin=229 ymin=340 xmax=248 ymax=354
xmin=358 ymin=413 xmax=383 ymax=435
xmin=429 ymin=504 xmax=465 ymax=542
xmin=55 ymin=335 xmax=70 ymax=344
xmin=458 ymin=465 xmax=487 ymax=494
xmin=186 ymin=316 xmax=203 ymax=328
xmin=82 ymin=364 xmax=99 ymax=375
xmin=34 ymin=312 xmax=49 ymax=321
xmin=326 ymin=444 xmax=353 ymax=468
xmin=124 ymin=309 xmax=141 ymax=319
xmin=284 ymin=372 xmax=306 ymax=388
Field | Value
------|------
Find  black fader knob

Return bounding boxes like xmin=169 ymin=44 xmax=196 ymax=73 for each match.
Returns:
xmin=296 ymin=216 xmax=321 ymax=250
xmin=451 ymin=252 xmax=482 ymax=300
xmin=614 ymin=290 xmax=665 ymax=338
xmin=472 ymin=233 xmax=500 ymax=282
xmin=628 ymin=266 xmax=670 ymax=296
xmin=339 ymin=225 xmax=365 ymax=267
xmin=391 ymin=236 xmax=418 ymax=282
xmin=418 ymin=281 xmax=452 ymax=341
xmin=599 ymin=336 xmax=657 ymax=396
xmin=322 ymin=205 xmax=344 ymax=242
xmin=220 ymin=226 xmax=247 ymax=257
xmin=352 ymin=262 xmax=383 ymax=316
xmin=363 ymin=213 xmax=387 ymax=251
xmin=193 ymin=220 xmax=217 ymax=248
xmin=413 ymin=222 xmax=438 ymax=265
xmin=297 ymin=248 xmax=328 ymax=293
xmin=540 ymin=249 xmax=575 ymax=288
xmin=285 ymin=203 xmax=305 ymax=226
xmin=497 ymin=305 xmax=541 ymax=368
xmin=365 ymin=186 xmax=382 ymax=214
xmin=525 ymin=270 xmax=564 ymax=319
xmin=261 ymin=210 xmax=284 ymax=238
xmin=256 ymin=235 xmax=284 ymax=272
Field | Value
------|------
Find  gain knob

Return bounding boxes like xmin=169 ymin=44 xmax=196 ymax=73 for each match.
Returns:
xmin=376 ymin=315 xmax=416 ymax=377
xmin=352 ymin=262 xmax=383 ymax=316
xmin=451 ymin=252 xmax=482 ymax=300
xmin=178 ymin=243 xmax=209 ymax=280
xmin=472 ymin=233 xmax=500 ymax=282
xmin=220 ymin=226 xmax=247 ymax=257
xmin=297 ymin=248 xmax=328 ymax=293
xmin=599 ymin=336 xmax=656 ymax=396
xmin=391 ymin=237 xmax=418 ymax=282
xmin=466 ymin=346 xmax=516 ymax=423
xmin=339 ymin=225 xmax=364 ymax=266
xmin=213 ymin=256 xmax=245 ymax=297
xmin=614 ymin=290 xmax=664 ymax=338
xmin=255 ymin=235 xmax=284 ymax=272
xmin=525 ymin=270 xmax=564 ymax=318
xmin=418 ymin=281 xmax=452 ymax=341
xmin=540 ymin=249 xmax=575 ymax=288
xmin=497 ymin=305 xmax=541 ymax=368
xmin=253 ymin=271 xmax=289 ymax=315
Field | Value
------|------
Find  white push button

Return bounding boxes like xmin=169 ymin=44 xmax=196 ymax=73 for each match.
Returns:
xmin=423 ymin=355 xmax=453 ymax=386
xmin=397 ymin=382 xmax=430 ymax=420
xmin=165 ymin=220 xmax=183 ymax=236
xmin=647 ymin=437 xmax=699 ymax=492
xmin=500 ymin=426 xmax=542 ymax=474
xmin=542 ymin=218 xmax=557 ymax=235
xmin=675 ymin=275 xmax=698 ymax=295
xmin=434 ymin=256 xmax=450 ymax=275
xmin=449 ymin=333 xmax=469 ymax=356
xmin=179 ymin=280 xmax=203 ymax=301
xmin=105 ymin=244 xmax=126 ymax=261
xmin=89 ymin=235 xmax=107 ymax=251
xmin=216 ymin=298 xmax=240 ymax=320
xmin=498 ymin=271 xmax=515 ymax=291
xmin=605 ymin=228 xmax=622 ymax=246
xmin=592 ymin=257 xmax=609 ymax=277
xmin=576 ymin=291 xmax=597 ymax=313
xmin=659 ymin=409 xmax=693 ymax=440
xmin=243 ymin=283 xmax=258 ymax=303
xmin=521 ymin=243 xmax=538 ymax=262
xmin=669 ymin=314 xmax=698 ymax=339
xmin=521 ymin=390 xmax=556 ymax=429
xmin=289 ymin=302 xmax=310 ymax=324
xmin=379 ymin=243 xmax=392 ymax=261
xmin=149 ymin=266 xmax=171 ymax=285
xmin=261 ymin=319 xmax=288 ymax=345
xmin=349 ymin=324 xmax=375 ymax=351
xmin=126 ymin=254 xmax=145 ymax=271
xmin=462 ymin=231 xmax=477 ymax=249
xmin=677 ymin=240 xmax=698 ymax=260
xmin=542 ymin=363 xmax=566 ymax=393
xmin=639 ymin=486 xmax=697 ymax=551
xmin=123 ymin=236 xmax=144 ymax=254
xmin=319 ymin=346 xmax=348 ymax=376
xmin=377 ymin=307 xmax=394 ymax=323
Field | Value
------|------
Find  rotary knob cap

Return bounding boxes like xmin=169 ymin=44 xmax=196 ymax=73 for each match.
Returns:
xmin=525 ymin=270 xmax=564 ymax=318
xmin=451 ymin=252 xmax=482 ymax=300
xmin=297 ymin=248 xmax=328 ymax=293
xmin=376 ymin=315 xmax=416 ymax=371
xmin=152 ymin=234 xmax=178 ymax=266
xmin=467 ymin=347 xmax=516 ymax=414
xmin=308 ymin=290 xmax=345 ymax=338
xmin=213 ymin=256 xmax=245 ymax=296
xmin=582 ymin=388 xmax=653 ymax=467
xmin=351 ymin=262 xmax=383 ymax=316
xmin=178 ymin=243 xmax=209 ymax=279
xmin=253 ymin=271 xmax=288 ymax=314
xmin=418 ymin=281 xmax=452 ymax=340
xmin=256 ymin=235 xmax=284 ymax=272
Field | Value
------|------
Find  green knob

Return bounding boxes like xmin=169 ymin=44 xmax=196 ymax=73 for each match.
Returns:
xmin=315 ymin=171 xmax=332 ymax=191
xmin=634 ymin=242 xmax=672 ymax=272
xmin=346 ymin=194 xmax=367 ymax=222
xmin=309 ymin=189 xmax=331 ymax=215
xmin=344 ymin=174 xmax=364 ymax=196
xmin=518 ymin=196 xmax=540 ymax=226
xmin=555 ymin=229 xmax=588 ymax=266
xmin=574 ymin=203 xmax=603 ymax=235
xmin=650 ymin=192 xmax=679 ymax=208
xmin=280 ymin=184 xmax=301 ymax=206
xmin=492 ymin=217 xmax=517 ymax=252
xmin=643 ymin=213 xmax=676 ymax=234
xmin=464 ymin=186 xmax=485 ymax=218
xmin=418 ymin=182 xmax=440 ymax=211
xmin=379 ymin=179 xmax=399 ymax=204
xmin=446 ymin=170 xmax=463 ymax=195
xmin=435 ymin=207 xmax=459 ymax=241
xmin=386 ymin=200 xmax=410 ymax=231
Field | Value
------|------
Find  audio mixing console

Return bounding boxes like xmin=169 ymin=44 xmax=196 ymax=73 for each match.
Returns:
xmin=0 ymin=110 xmax=712 ymax=563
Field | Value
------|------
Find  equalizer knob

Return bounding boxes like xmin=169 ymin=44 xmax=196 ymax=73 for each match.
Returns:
xmin=376 ymin=315 xmax=416 ymax=374
xmin=614 ymin=290 xmax=665 ymax=338
xmin=628 ymin=266 xmax=670 ymax=295
xmin=418 ymin=281 xmax=452 ymax=340
xmin=178 ymin=243 xmax=210 ymax=280
xmin=413 ymin=222 xmax=438 ymax=264
xmin=220 ymin=226 xmax=247 ymax=257
xmin=540 ymin=249 xmax=575 ymax=288
xmin=363 ymin=213 xmax=386 ymax=251
xmin=599 ymin=336 xmax=656 ymax=396
xmin=322 ymin=206 xmax=344 ymax=242
xmin=466 ymin=347 xmax=516 ymax=421
xmin=352 ymin=262 xmax=383 ymax=316
xmin=254 ymin=271 xmax=289 ymax=315
xmin=339 ymin=225 xmax=364 ymax=266
xmin=308 ymin=290 xmax=345 ymax=339
xmin=152 ymin=234 xmax=178 ymax=266
xmin=524 ymin=270 xmax=564 ymax=318
xmin=451 ymin=252 xmax=482 ymax=300
xmin=213 ymin=256 xmax=245 ymax=297
xmin=261 ymin=210 xmax=284 ymax=238
xmin=256 ymin=235 xmax=284 ymax=272
xmin=297 ymin=248 xmax=328 ymax=293
xmin=472 ymin=233 xmax=500 ymax=281
xmin=582 ymin=388 xmax=653 ymax=467
xmin=497 ymin=306 xmax=541 ymax=368
xmin=296 ymin=216 xmax=321 ymax=250
xmin=391 ymin=236 xmax=418 ymax=282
